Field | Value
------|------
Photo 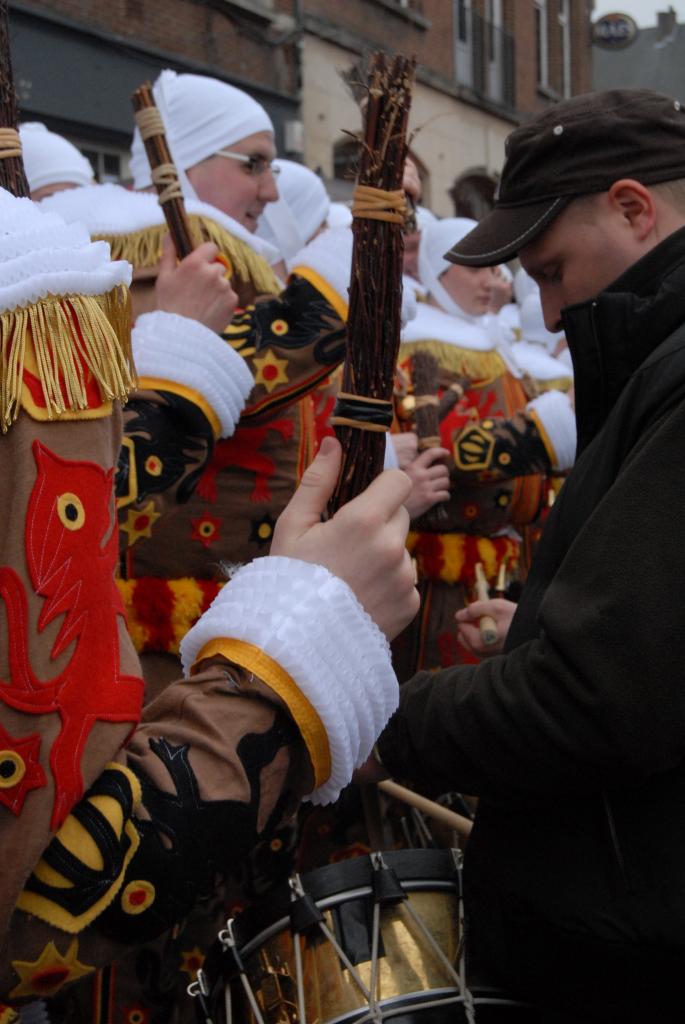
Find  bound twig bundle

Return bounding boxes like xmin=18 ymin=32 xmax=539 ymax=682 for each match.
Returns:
xmin=131 ymin=83 xmax=197 ymax=259
xmin=412 ymin=351 xmax=441 ymax=451
xmin=329 ymin=52 xmax=416 ymax=511
xmin=0 ymin=0 xmax=29 ymax=198
xmin=412 ymin=350 xmax=448 ymax=527
xmin=438 ymin=380 xmax=466 ymax=423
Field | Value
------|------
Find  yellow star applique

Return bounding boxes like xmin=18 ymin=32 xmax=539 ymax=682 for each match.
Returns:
xmin=11 ymin=939 xmax=93 ymax=999
xmin=179 ymin=946 xmax=206 ymax=979
xmin=253 ymin=350 xmax=289 ymax=393
xmin=120 ymin=501 xmax=161 ymax=547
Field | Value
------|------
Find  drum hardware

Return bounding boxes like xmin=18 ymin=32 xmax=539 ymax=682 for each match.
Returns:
xmin=187 ymin=849 xmax=539 ymax=1023
xmin=187 ymin=967 xmax=213 ymax=1024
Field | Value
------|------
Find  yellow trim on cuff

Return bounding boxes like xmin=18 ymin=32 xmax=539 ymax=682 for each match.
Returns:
xmin=291 ymin=264 xmax=349 ymax=323
xmin=137 ymin=376 xmax=221 ymax=439
xmin=529 ymin=408 xmax=557 ymax=468
xmin=194 ymin=637 xmax=332 ymax=789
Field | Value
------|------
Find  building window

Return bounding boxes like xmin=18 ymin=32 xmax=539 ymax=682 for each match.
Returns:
xmin=79 ymin=145 xmax=127 ymax=184
xmin=455 ymin=0 xmax=473 ymax=87
xmin=535 ymin=0 xmax=549 ymax=89
xmin=454 ymin=0 xmax=515 ymax=110
xmin=558 ymin=0 xmax=571 ymax=98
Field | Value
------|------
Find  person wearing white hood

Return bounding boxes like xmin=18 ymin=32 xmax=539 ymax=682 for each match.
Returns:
xmin=256 ymin=158 xmax=330 ymax=275
xmin=393 ymin=217 xmax=577 ymax=680
xmin=19 ymin=122 xmax=94 ymax=200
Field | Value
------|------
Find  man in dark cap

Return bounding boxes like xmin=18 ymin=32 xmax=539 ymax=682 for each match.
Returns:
xmin=366 ymin=90 xmax=685 ymax=1022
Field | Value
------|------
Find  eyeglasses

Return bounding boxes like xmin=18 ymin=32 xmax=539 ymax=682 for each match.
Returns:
xmin=216 ymin=150 xmax=281 ymax=178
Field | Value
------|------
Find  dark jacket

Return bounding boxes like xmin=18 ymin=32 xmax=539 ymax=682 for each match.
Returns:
xmin=378 ymin=226 xmax=685 ymax=1020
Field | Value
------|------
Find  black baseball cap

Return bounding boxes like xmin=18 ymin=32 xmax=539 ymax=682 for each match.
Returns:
xmin=446 ymin=89 xmax=685 ymax=266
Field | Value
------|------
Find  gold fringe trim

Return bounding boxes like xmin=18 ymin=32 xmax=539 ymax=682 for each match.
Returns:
xmin=400 ymin=339 xmax=506 ymax=383
xmin=95 ymin=214 xmax=282 ymax=296
xmin=1 ymin=285 xmax=134 ymax=433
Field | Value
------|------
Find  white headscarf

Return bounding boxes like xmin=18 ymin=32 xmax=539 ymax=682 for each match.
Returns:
xmin=513 ymin=266 xmax=539 ymax=307
xmin=130 ymin=70 xmax=274 ymax=192
xmin=519 ymin=292 xmax=565 ymax=353
xmin=418 ymin=217 xmax=480 ymax=319
xmin=19 ymin=123 xmax=94 ymax=193
xmin=327 ymin=202 xmax=352 ymax=229
xmin=257 ymin=160 xmax=330 ymax=264
xmin=415 ymin=205 xmax=438 ymax=230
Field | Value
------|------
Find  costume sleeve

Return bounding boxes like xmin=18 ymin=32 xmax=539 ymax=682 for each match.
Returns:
xmin=224 ymin=228 xmax=353 ymax=424
xmin=116 ymin=310 xmax=254 ymax=516
xmin=1 ymin=402 xmax=396 ymax=1001
xmin=377 ymin=398 xmax=685 ymax=802
xmin=450 ymin=390 xmax=576 ymax=482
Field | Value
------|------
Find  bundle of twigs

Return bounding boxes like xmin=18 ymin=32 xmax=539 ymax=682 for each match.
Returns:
xmin=131 ymin=83 xmax=197 ymax=259
xmin=329 ymin=52 xmax=416 ymax=511
xmin=0 ymin=0 xmax=29 ymax=197
xmin=412 ymin=350 xmax=448 ymax=527
xmin=438 ymin=380 xmax=466 ymax=423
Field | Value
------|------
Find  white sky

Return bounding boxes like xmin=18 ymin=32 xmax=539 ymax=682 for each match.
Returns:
xmin=592 ymin=1 xmax=685 ymax=26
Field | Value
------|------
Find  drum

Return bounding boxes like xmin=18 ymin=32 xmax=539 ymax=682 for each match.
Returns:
xmin=188 ymin=849 xmax=535 ymax=1023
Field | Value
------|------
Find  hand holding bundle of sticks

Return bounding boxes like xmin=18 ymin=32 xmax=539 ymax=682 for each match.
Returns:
xmin=329 ymin=51 xmax=416 ymax=513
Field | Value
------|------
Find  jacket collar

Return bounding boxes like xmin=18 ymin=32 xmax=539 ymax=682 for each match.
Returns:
xmin=562 ymin=225 xmax=685 ymax=454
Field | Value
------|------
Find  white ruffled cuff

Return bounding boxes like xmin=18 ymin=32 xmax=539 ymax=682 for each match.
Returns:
xmin=528 ymin=390 xmax=577 ymax=471
xmin=132 ymin=310 xmax=253 ymax=438
xmin=384 ymin=434 xmax=399 ymax=470
xmin=180 ymin=556 xmax=399 ymax=804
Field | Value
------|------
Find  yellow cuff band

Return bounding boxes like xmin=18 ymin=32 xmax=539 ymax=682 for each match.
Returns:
xmin=193 ymin=637 xmax=332 ymax=789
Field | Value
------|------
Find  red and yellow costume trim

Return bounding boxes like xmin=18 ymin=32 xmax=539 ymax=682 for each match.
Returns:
xmin=117 ymin=577 xmax=225 ymax=655
xmin=1 ymin=285 xmax=133 ymax=432
xmin=408 ymin=531 xmax=520 ymax=586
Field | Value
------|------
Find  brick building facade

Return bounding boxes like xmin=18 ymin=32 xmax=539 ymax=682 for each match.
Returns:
xmin=10 ymin=0 xmax=592 ymax=213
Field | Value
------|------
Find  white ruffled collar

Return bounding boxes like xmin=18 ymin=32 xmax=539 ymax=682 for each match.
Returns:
xmin=0 ymin=188 xmax=131 ymax=312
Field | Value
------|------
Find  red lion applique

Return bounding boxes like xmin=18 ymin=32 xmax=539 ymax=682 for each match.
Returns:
xmin=0 ymin=442 xmax=144 ymax=828
xmin=196 ymin=418 xmax=294 ymax=504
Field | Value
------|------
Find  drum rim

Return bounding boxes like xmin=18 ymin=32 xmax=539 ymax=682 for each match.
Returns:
xmin=232 ymin=848 xmax=460 ymax=949
xmin=239 ymin=878 xmax=458 ymax=957
xmin=321 ymin=987 xmax=466 ymax=1024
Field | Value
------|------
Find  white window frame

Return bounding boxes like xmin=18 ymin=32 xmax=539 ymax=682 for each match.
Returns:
xmin=535 ymin=0 xmax=549 ymax=90
xmin=558 ymin=0 xmax=572 ymax=98
xmin=455 ymin=0 xmax=473 ymax=88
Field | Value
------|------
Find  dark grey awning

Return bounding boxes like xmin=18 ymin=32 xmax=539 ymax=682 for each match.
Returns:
xmin=9 ymin=5 xmax=297 ymax=149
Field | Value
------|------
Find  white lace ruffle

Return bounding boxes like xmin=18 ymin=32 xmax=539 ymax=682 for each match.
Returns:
xmin=185 ymin=199 xmax=279 ymax=266
xmin=132 ymin=310 xmax=253 ymax=438
xmin=41 ymin=186 xmax=281 ymax=269
xmin=0 ymin=189 xmax=131 ymax=312
xmin=528 ymin=390 xmax=577 ymax=471
xmin=180 ymin=556 xmax=399 ymax=804
xmin=40 ymin=183 xmax=164 ymax=236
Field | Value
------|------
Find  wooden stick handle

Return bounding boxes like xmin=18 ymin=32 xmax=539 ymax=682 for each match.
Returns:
xmin=131 ymin=83 xmax=196 ymax=260
xmin=474 ymin=561 xmax=498 ymax=646
xmin=378 ymin=779 xmax=472 ymax=840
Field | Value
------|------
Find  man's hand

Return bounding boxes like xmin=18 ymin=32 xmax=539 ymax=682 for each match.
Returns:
xmin=272 ymin=437 xmax=419 ymax=640
xmin=390 ymin=431 xmax=419 ymax=470
xmin=403 ymin=447 xmax=451 ymax=519
xmin=155 ymin=234 xmax=238 ymax=333
xmin=455 ymin=598 xmax=517 ymax=657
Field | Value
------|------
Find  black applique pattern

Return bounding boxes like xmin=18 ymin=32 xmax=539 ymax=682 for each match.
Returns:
xmin=96 ymin=713 xmax=299 ymax=943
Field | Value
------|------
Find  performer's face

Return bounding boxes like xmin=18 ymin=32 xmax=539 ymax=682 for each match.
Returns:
xmin=186 ymin=130 xmax=279 ymax=231
xmin=439 ymin=264 xmax=496 ymax=316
